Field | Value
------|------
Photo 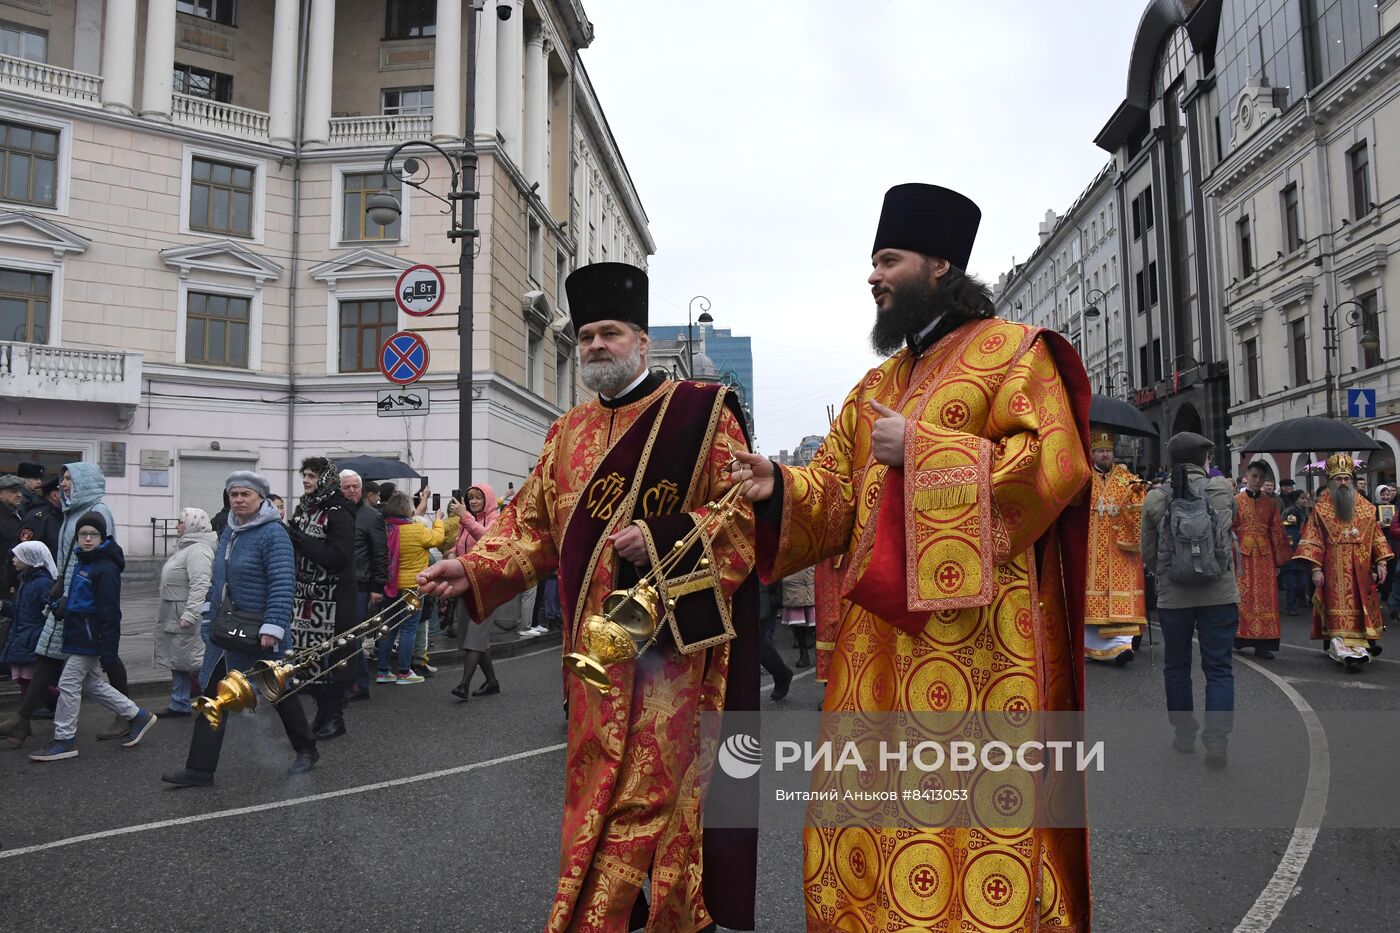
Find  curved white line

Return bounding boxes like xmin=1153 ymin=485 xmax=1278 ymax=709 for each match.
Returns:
xmin=0 ymin=742 xmax=567 ymax=861
xmin=1230 ymin=654 xmax=1330 ymax=933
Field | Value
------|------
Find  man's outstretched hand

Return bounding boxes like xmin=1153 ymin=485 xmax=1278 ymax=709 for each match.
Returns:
xmin=730 ymin=449 xmax=775 ymax=502
xmin=418 ymin=558 xmax=470 ymax=598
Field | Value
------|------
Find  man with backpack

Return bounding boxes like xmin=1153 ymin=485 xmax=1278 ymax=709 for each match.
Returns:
xmin=1140 ymin=431 xmax=1239 ymax=769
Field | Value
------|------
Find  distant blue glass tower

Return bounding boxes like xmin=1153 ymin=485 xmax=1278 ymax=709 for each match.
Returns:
xmin=650 ymin=324 xmax=755 ymax=417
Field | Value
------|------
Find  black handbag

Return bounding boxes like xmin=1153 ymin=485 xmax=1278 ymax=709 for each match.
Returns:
xmin=210 ymin=594 xmax=264 ymax=655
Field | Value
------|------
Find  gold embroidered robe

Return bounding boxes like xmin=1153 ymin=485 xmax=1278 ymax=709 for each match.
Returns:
xmin=1084 ymin=465 xmax=1146 ymax=656
xmin=1295 ymin=493 xmax=1392 ymax=650
xmin=757 ymin=319 xmax=1092 ymax=932
xmin=1233 ymin=492 xmax=1292 ymax=643
xmin=458 ymin=380 xmax=754 ymax=933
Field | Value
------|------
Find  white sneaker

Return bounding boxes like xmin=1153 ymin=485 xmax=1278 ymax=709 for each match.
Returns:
xmin=518 ymin=628 xmax=540 ymax=638
xmin=531 ymin=626 xmax=550 ymax=636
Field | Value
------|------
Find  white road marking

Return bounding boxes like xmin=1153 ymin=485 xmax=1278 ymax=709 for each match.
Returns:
xmin=1280 ymin=675 xmax=1388 ymax=691
xmin=0 ymin=742 xmax=567 ymax=861
xmin=1231 ymin=654 xmax=1331 ymax=933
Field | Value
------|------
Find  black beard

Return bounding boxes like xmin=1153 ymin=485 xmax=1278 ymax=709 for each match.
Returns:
xmin=870 ymin=277 xmax=941 ymax=356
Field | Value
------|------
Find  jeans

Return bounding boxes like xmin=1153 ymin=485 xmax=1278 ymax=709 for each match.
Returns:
xmin=1158 ymin=604 xmax=1239 ymax=748
xmin=169 ymin=671 xmax=196 ymax=713
xmin=413 ymin=611 xmax=429 ymax=667
xmin=377 ymin=607 xmax=421 ymax=674
xmin=355 ymin=592 xmax=374 ymax=692
xmin=55 ymin=654 xmax=138 ymax=741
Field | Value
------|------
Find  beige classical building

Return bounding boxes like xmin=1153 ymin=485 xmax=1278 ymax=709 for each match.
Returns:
xmin=1206 ymin=0 xmax=1400 ymax=487
xmin=0 ymin=0 xmax=652 ymax=553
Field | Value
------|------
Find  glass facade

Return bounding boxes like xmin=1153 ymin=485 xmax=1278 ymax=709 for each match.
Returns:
xmin=1215 ymin=0 xmax=1381 ymax=153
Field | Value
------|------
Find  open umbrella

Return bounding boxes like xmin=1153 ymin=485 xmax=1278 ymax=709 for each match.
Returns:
xmin=1242 ymin=416 xmax=1382 ymax=453
xmin=1088 ymin=394 xmax=1157 ymax=438
xmin=334 ymin=455 xmax=424 ymax=481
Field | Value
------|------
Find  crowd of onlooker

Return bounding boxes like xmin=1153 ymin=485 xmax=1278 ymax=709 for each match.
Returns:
xmin=0 ymin=458 xmax=568 ymax=779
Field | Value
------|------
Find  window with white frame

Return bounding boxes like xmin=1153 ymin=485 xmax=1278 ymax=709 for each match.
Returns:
xmin=177 ymin=0 xmax=236 ymax=25
xmin=528 ymin=215 xmax=542 ymax=285
xmin=382 ymin=87 xmax=433 ymax=116
xmin=189 ymin=156 xmax=254 ymax=237
xmin=339 ymin=298 xmax=397 ymax=373
xmin=184 ymin=291 xmax=250 ymax=367
xmin=174 ymin=63 xmax=233 ymax=103
xmin=0 ymin=22 xmax=46 ymax=62
xmin=526 ymin=325 xmax=544 ymax=394
xmin=556 ymin=350 xmax=573 ymax=409
xmin=555 ymin=251 xmax=568 ymax=310
xmin=1347 ymin=141 xmax=1371 ymax=220
xmin=1 ymin=120 xmax=58 ymax=209
xmin=0 ymin=267 xmax=51 ymax=343
xmin=341 ymin=170 xmax=402 ymax=242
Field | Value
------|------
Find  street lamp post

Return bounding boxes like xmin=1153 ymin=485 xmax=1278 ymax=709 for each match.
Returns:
xmin=687 ymin=296 xmax=714 ymax=376
xmin=1321 ymin=299 xmax=1381 ymax=419
xmin=366 ymin=6 xmax=484 ymax=500
xmin=1082 ymin=288 xmax=1108 ymax=392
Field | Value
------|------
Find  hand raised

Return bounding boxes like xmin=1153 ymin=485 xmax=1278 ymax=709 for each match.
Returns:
xmin=869 ymin=401 xmax=906 ymax=467
xmin=730 ymin=449 xmax=776 ymax=502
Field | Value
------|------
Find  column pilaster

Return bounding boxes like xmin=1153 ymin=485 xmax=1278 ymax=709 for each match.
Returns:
xmin=432 ymin=0 xmax=463 ymax=141
xmin=139 ymin=0 xmax=176 ymax=119
xmin=301 ymin=0 xmax=336 ymax=144
xmin=523 ymin=26 xmax=550 ymax=202
xmin=268 ymin=0 xmax=300 ymax=143
xmin=99 ymin=0 xmax=137 ymax=113
xmin=495 ymin=0 xmax=524 ymax=165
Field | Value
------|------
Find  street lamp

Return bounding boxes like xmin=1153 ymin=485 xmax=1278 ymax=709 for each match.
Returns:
xmin=687 ymin=296 xmax=714 ymax=376
xmin=1321 ymin=298 xmax=1382 ymax=419
xmin=1108 ymin=369 xmax=1132 ymax=399
xmin=1082 ymin=288 xmax=1107 ymax=392
xmin=366 ymin=7 xmax=483 ymax=500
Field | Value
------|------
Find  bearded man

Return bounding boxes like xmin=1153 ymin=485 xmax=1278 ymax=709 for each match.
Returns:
xmin=1296 ymin=453 xmax=1391 ymax=672
xmin=1232 ymin=461 xmax=1292 ymax=659
xmin=1084 ymin=430 xmax=1147 ymax=665
xmin=419 ymin=262 xmax=758 ymax=932
xmin=732 ymin=184 xmax=1092 ymax=932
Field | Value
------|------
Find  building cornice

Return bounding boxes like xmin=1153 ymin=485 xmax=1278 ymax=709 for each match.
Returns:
xmin=1334 ymin=242 xmax=1389 ymax=286
xmin=572 ymin=60 xmax=655 ymax=254
xmin=308 ymin=247 xmax=411 ymax=291
xmin=160 ymin=238 xmax=284 ymax=286
xmin=0 ymin=210 xmax=91 ymax=259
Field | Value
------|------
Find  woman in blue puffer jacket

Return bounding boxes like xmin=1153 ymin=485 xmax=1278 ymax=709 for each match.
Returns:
xmin=161 ymin=470 xmax=318 ymax=787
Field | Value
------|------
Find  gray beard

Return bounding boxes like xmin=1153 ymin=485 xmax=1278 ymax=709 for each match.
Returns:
xmin=579 ymin=344 xmax=643 ymax=396
xmin=1332 ymin=483 xmax=1356 ymax=522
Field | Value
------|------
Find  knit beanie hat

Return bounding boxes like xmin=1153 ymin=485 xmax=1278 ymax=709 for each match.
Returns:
xmin=77 ymin=511 xmax=108 ymax=538
xmin=225 ymin=470 xmax=271 ymax=499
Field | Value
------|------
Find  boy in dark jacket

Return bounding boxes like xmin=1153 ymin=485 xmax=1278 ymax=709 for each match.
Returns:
xmin=29 ymin=513 xmax=157 ymax=762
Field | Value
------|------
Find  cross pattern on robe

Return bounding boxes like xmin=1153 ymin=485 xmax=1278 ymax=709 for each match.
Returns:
xmin=996 ymin=787 xmax=1022 ymax=814
xmin=985 ymin=876 xmax=1011 ymax=903
xmin=849 ymin=849 xmax=867 ymax=877
xmin=912 ymin=867 xmax=939 ymax=895
xmin=929 ymin=683 xmax=951 ymax=709
xmin=937 ymin=564 xmax=963 ymax=590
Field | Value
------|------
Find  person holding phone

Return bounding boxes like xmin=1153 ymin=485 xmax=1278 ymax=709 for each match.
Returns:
xmin=448 ymin=484 xmax=501 ymax=700
xmin=376 ymin=488 xmax=457 ymax=684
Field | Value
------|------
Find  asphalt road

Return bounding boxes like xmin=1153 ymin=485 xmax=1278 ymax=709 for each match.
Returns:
xmin=1 ymin=610 xmax=1396 ymax=932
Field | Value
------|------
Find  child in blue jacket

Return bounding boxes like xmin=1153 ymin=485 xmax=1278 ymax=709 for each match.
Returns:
xmin=29 ymin=513 xmax=157 ymax=762
xmin=2 ymin=542 xmax=55 ymax=700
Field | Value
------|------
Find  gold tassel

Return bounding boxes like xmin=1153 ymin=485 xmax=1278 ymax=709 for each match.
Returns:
xmin=913 ymin=484 xmax=978 ymax=510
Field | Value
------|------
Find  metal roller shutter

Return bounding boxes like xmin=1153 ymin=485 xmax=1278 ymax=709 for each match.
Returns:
xmin=178 ymin=455 xmax=258 ymax=518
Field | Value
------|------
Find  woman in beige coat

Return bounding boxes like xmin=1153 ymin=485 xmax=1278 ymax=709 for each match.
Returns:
xmin=781 ymin=565 xmax=816 ymax=668
xmin=153 ymin=507 xmax=216 ymax=717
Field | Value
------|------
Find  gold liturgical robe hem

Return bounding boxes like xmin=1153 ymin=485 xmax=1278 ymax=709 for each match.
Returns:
xmin=1084 ymin=464 xmax=1147 ymax=641
xmin=757 ymin=319 xmax=1093 ymax=933
xmin=1296 ymin=493 xmax=1391 ymax=648
xmin=458 ymin=379 xmax=755 ymax=933
xmin=1233 ymin=492 xmax=1292 ymax=643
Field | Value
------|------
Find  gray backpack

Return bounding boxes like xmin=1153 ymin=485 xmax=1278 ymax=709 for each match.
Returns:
xmin=1157 ymin=477 xmax=1233 ymax=585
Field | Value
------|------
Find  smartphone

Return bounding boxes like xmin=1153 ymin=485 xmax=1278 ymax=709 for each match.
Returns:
xmin=432 ymin=493 xmax=441 ymax=512
xmin=412 ymin=491 xmax=422 ymax=507
xmin=452 ymin=489 xmax=462 ymax=503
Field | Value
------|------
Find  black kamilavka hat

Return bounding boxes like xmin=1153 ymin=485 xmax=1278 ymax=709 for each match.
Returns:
xmin=872 ymin=183 xmax=982 ymax=270
xmin=565 ymin=263 xmax=648 ymax=333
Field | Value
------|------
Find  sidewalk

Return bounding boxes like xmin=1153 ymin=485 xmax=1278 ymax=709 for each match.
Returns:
xmin=0 ymin=580 xmax=560 ymax=705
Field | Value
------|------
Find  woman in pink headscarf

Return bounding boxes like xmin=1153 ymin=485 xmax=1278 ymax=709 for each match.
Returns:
xmin=449 ymin=484 xmax=501 ymax=700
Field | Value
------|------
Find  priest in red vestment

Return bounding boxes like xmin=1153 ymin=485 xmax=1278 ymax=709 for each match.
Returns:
xmin=1232 ymin=460 xmax=1293 ymax=658
xmin=420 ymin=263 xmax=758 ymax=932
xmin=733 ymin=184 xmax=1093 ymax=932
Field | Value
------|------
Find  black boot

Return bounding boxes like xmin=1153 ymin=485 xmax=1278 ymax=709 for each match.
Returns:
xmin=771 ymin=667 xmax=793 ymax=701
xmin=288 ymin=747 xmax=320 ymax=774
xmin=314 ymin=716 xmax=346 ymax=740
xmin=161 ymin=767 xmax=214 ymax=787
xmin=795 ymin=628 xmax=812 ymax=668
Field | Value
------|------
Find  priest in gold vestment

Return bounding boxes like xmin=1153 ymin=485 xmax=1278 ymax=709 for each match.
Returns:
xmin=1295 ymin=453 xmax=1391 ymax=672
xmin=1232 ymin=460 xmax=1293 ymax=658
xmin=1083 ymin=430 xmax=1147 ymax=665
xmin=420 ymin=263 xmax=758 ymax=932
xmin=734 ymin=184 xmax=1093 ymax=932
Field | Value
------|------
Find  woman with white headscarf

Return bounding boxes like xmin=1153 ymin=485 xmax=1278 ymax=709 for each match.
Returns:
xmin=2 ymin=541 xmax=57 ymax=708
xmin=153 ymin=508 xmax=216 ymax=717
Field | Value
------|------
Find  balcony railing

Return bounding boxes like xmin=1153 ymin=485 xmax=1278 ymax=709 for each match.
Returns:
xmin=0 ymin=342 xmax=142 ymax=408
xmin=171 ymin=92 xmax=270 ymax=140
xmin=0 ymin=53 xmax=102 ymax=104
xmin=328 ymin=114 xmax=433 ymax=146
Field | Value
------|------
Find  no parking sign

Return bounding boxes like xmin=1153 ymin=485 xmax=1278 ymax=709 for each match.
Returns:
xmin=379 ymin=331 xmax=430 ymax=385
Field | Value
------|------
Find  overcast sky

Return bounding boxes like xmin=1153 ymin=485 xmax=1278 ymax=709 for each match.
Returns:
xmin=578 ymin=0 xmax=1145 ymax=452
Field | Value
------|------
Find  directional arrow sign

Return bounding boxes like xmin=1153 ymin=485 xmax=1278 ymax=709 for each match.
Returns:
xmin=1347 ymin=387 xmax=1377 ymax=419
xmin=379 ymin=331 xmax=430 ymax=385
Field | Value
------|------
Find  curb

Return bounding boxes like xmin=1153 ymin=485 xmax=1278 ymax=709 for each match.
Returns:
xmin=0 ymin=630 xmax=562 ymax=710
